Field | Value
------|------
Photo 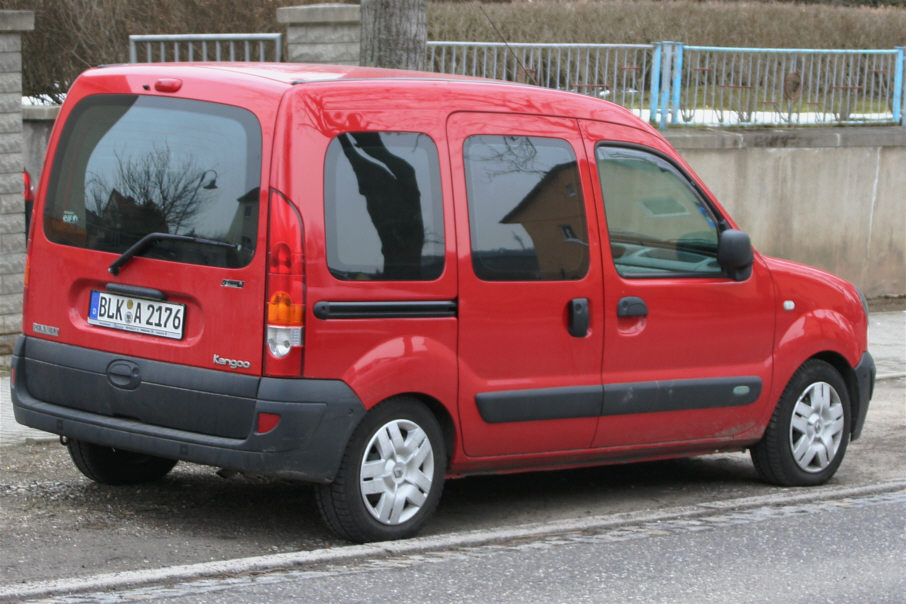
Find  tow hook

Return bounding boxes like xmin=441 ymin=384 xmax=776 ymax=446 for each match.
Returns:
xmin=59 ymin=435 xmax=69 ymax=446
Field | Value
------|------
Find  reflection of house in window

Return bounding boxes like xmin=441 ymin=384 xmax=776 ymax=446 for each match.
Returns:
xmin=500 ymin=162 xmax=589 ymax=280
xmin=89 ymin=189 xmax=169 ymax=250
xmin=227 ymin=187 xmax=259 ymax=253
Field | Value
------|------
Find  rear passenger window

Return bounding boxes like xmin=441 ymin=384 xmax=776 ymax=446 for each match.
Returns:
xmin=324 ymin=132 xmax=444 ymax=281
xmin=596 ymin=146 xmax=722 ymax=277
xmin=464 ymin=136 xmax=589 ymax=281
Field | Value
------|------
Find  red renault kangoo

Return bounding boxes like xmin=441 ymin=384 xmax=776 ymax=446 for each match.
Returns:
xmin=11 ymin=63 xmax=875 ymax=542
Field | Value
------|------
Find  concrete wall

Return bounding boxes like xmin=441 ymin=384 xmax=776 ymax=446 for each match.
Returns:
xmin=0 ymin=11 xmax=33 ymax=367
xmin=21 ymin=105 xmax=55 ymax=185
xmin=665 ymin=128 xmax=906 ymax=298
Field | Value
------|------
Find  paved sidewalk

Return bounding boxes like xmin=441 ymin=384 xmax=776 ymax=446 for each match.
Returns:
xmin=2 ymin=311 xmax=904 ymax=447
xmin=1 ymin=369 xmax=52 ymax=446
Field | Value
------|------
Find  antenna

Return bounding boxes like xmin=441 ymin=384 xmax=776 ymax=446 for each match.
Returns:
xmin=478 ymin=4 xmax=538 ymax=86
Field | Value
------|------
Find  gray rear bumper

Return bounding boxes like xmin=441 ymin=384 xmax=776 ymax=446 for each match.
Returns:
xmin=10 ymin=335 xmax=365 ymax=483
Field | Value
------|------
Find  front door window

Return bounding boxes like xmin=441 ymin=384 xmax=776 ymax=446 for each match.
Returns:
xmin=596 ymin=146 xmax=722 ymax=277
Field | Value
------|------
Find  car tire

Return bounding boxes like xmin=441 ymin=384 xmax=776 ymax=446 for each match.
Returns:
xmin=751 ymin=359 xmax=851 ymax=486
xmin=315 ymin=397 xmax=446 ymax=543
xmin=67 ymin=439 xmax=177 ymax=485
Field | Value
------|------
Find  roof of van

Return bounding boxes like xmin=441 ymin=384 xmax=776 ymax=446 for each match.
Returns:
xmin=83 ymin=62 xmax=652 ymax=130
xmin=98 ymin=62 xmax=502 ymax=86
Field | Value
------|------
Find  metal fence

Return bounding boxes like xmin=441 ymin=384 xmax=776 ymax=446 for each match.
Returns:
xmin=428 ymin=41 xmax=905 ymax=129
xmin=126 ymin=36 xmax=903 ymax=129
xmin=427 ymin=42 xmax=653 ymax=118
xmin=660 ymin=44 xmax=904 ymax=128
xmin=129 ymin=34 xmax=283 ymax=64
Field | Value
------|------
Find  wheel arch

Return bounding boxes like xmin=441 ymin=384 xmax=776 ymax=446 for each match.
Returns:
xmin=368 ymin=391 xmax=458 ymax=472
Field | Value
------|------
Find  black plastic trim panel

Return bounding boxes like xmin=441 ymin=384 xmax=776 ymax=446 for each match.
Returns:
xmin=10 ymin=336 xmax=366 ymax=483
xmin=851 ymin=351 xmax=875 ymax=441
xmin=476 ymin=386 xmax=603 ymax=423
xmin=602 ymin=376 xmax=762 ymax=415
xmin=105 ymin=282 xmax=167 ymax=300
xmin=313 ymin=300 xmax=457 ymax=320
xmin=476 ymin=376 xmax=762 ymax=423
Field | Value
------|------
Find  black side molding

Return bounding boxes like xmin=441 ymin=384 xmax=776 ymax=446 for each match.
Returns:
xmin=313 ymin=300 xmax=457 ymax=320
xmin=476 ymin=386 xmax=603 ymax=423
xmin=476 ymin=376 xmax=763 ymax=423
xmin=603 ymin=376 xmax=762 ymax=415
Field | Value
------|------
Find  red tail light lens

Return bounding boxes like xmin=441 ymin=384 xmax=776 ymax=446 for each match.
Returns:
xmin=265 ymin=190 xmax=305 ymax=376
xmin=23 ymin=169 xmax=34 ymax=203
xmin=23 ymin=169 xmax=35 ymax=245
xmin=23 ymin=170 xmax=34 ymax=289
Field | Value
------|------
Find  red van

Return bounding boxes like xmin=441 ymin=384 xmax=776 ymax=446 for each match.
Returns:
xmin=11 ymin=63 xmax=875 ymax=542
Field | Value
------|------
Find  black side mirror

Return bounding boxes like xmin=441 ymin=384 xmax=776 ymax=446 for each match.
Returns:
xmin=717 ymin=229 xmax=753 ymax=281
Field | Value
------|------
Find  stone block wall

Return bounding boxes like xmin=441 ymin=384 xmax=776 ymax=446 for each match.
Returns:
xmin=277 ymin=4 xmax=360 ymax=65
xmin=0 ymin=11 xmax=33 ymax=368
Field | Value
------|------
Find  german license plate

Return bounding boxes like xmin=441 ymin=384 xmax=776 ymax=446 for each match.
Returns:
xmin=88 ymin=291 xmax=185 ymax=340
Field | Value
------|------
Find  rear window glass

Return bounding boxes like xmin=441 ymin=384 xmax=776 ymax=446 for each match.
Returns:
xmin=44 ymin=95 xmax=262 ymax=269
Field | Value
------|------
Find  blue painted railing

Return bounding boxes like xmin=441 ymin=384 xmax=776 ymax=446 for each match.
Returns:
xmin=653 ymin=44 xmax=904 ymax=128
xmin=427 ymin=41 xmax=905 ymax=129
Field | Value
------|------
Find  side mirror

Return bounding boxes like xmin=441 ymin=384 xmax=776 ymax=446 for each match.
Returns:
xmin=717 ymin=229 xmax=753 ymax=281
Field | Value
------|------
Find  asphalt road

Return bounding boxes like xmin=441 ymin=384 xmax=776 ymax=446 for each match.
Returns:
xmin=68 ymin=489 xmax=905 ymax=603
xmin=0 ymin=375 xmax=902 ymax=601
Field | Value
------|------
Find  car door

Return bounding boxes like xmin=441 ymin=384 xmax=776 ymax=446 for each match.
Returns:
xmin=582 ymin=121 xmax=776 ymax=448
xmin=449 ymin=113 xmax=604 ymax=457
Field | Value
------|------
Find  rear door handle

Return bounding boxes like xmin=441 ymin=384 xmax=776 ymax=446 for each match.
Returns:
xmin=568 ymin=298 xmax=590 ymax=338
xmin=617 ymin=296 xmax=648 ymax=318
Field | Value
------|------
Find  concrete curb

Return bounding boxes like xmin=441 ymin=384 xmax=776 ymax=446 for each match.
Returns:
xmin=1 ymin=479 xmax=903 ymax=601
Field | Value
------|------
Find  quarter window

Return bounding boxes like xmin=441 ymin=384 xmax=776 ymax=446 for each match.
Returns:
xmin=597 ymin=146 xmax=722 ymax=277
xmin=464 ymin=135 xmax=589 ymax=281
xmin=324 ymin=132 xmax=444 ymax=281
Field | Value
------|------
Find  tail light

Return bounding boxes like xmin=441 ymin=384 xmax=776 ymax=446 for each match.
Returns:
xmin=264 ymin=190 xmax=305 ymax=376
xmin=23 ymin=169 xmax=35 ymax=243
xmin=22 ymin=170 xmax=34 ymax=294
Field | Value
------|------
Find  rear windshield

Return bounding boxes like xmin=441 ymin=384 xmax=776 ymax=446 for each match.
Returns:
xmin=44 ymin=94 xmax=262 ymax=269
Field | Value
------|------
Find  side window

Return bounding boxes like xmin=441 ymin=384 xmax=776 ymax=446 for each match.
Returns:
xmin=464 ymin=135 xmax=589 ymax=281
xmin=596 ymin=146 xmax=722 ymax=277
xmin=324 ymin=132 xmax=444 ymax=281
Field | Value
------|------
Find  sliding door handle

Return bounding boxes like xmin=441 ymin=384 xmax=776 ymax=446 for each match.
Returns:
xmin=617 ymin=296 xmax=648 ymax=318
xmin=568 ymin=298 xmax=590 ymax=338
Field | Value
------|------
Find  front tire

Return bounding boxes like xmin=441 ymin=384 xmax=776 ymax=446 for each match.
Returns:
xmin=67 ymin=439 xmax=177 ymax=485
xmin=751 ymin=360 xmax=851 ymax=486
xmin=316 ymin=397 xmax=446 ymax=543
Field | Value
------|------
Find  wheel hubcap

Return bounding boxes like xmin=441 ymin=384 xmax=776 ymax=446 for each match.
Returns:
xmin=789 ymin=381 xmax=845 ymax=473
xmin=360 ymin=418 xmax=434 ymax=526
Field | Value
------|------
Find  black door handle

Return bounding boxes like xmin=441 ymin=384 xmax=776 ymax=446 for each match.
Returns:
xmin=568 ymin=298 xmax=590 ymax=338
xmin=617 ymin=296 xmax=648 ymax=318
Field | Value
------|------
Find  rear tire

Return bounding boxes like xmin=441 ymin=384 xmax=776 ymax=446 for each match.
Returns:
xmin=316 ymin=397 xmax=446 ymax=543
xmin=67 ymin=439 xmax=177 ymax=485
xmin=751 ymin=360 xmax=851 ymax=486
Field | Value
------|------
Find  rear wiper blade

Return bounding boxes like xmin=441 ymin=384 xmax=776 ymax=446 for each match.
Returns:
xmin=108 ymin=232 xmax=237 ymax=276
